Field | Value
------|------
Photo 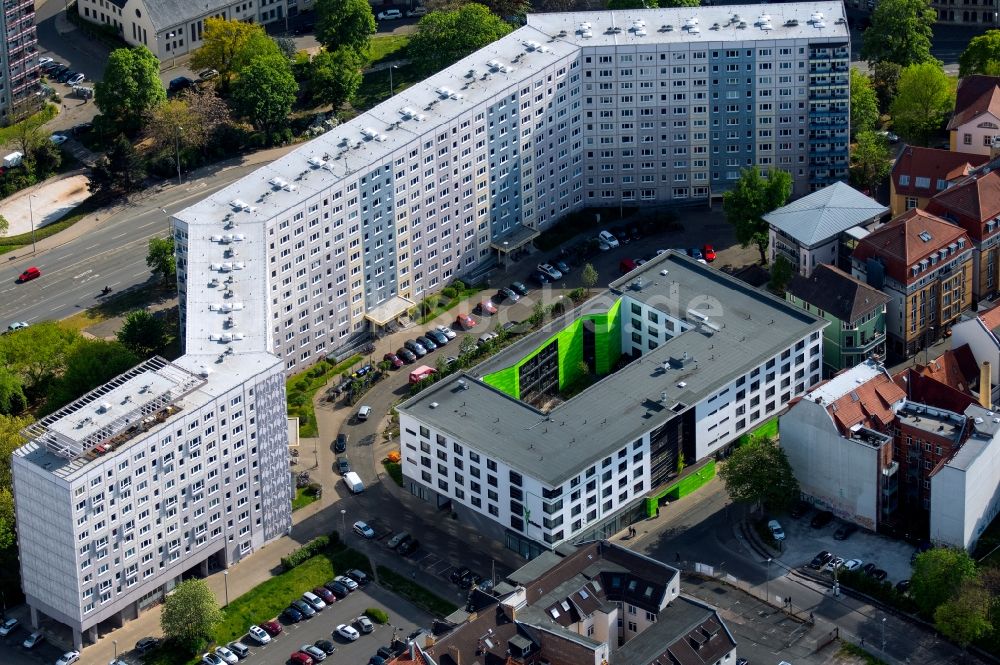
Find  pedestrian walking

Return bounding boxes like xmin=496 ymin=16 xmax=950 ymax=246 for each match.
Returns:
xmin=675 ymin=551 xmax=681 ymax=562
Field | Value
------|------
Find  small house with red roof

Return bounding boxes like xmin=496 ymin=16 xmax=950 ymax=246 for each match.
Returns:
xmin=889 ymin=146 xmax=987 ymax=216
xmin=948 ymin=75 xmax=1000 ymax=156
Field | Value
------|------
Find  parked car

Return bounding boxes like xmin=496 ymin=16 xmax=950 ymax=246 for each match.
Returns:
xmin=702 ymin=244 xmax=716 ymax=262
xmin=215 ymin=646 xmax=239 ymax=664
xmin=376 ymin=645 xmax=395 ymax=659
xmin=314 ymin=639 xmax=337 ymax=654
xmin=289 ymin=652 xmax=313 ymax=665
xmin=260 ymin=620 xmax=283 ymax=636
xmin=376 ymin=9 xmax=402 ymax=20
xmin=357 ymin=615 xmax=375 ymax=634
xmin=404 ymin=339 xmax=428 ymax=356
xmin=200 ymin=69 xmax=219 ymax=80
xmin=301 ymin=644 xmax=328 ymax=662
xmin=398 ymin=537 xmax=420 ymax=555
xmin=809 ymin=551 xmax=833 ymax=569
xmin=537 ymin=263 xmax=563 ymax=280
xmin=415 ymin=335 xmax=437 ymax=351
xmin=396 ymin=347 xmax=417 ymax=363
xmin=247 ymin=624 xmax=271 ymax=644
xmin=336 ymin=456 xmax=351 ymax=475
xmin=872 ymin=568 xmax=888 ymax=582
xmin=833 ymin=523 xmax=858 ymax=540
xmin=356 ymin=405 xmax=372 ymax=421
xmin=39 ymin=56 xmax=53 ymax=66
xmin=822 ymin=556 xmax=845 ymax=572
xmin=336 ymin=624 xmax=360 ymax=641
xmin=50 ymin=133 xmax=68 ymax=145
xmin=478 ymin=300 xmax=498 ymax=315
xmin=383 ymin=352 xmax=404 ymax=368
xmin=314 ymin=586 xmax=336 ymax=604
xmin=460 ymin=572 xmax=482 ymax=589
xmin=282 ymin=606 xmax=304 ymax=623
xmin=66 ymin=73 xmax=85 ymax=85
xmin=842 ymin=558 xmax=863 ymax=572
xmin=369 ymin=658 xmax=388 ymax=665
xmin=56 ymin=651 xmax=81 ymax=665
xmin=353 ymin=520 xmax=375 ymax=538
xmin=790 ymin=500 xmax=810 ymax=519
xmin=23 ymin=632 xmax=44 ymax=649
xmin=686 ymin=247 xmax=704 ymax=260
xmin=510 ymin=281 xmax=529 ymax=296
xmin=877 ymin=129 xmax=899 ymax=143
xmin=451 ymin=567 xmax=472 ymax=584
xmin=335 ymin=574 xmax=359 ymax=591
xmin=811 ymin=510 xmax=835 ymax=529
xmin=405 ymin=6 xmax=427 ymax=16
xmin=302 ymin=591 xmax=327 ymax=611
xmin=57 ymin=69 xmax=76 ymax=83
xmin=346 ymin=568 xmax=370 ymax=585
xmin=325 ymin=580 xmax=351 ymax=598
xmin=0 ymin=617 xmax=18 ymax=635
xmin=168 ymin=76 xmax=195 ymax=92
xmin=426 ymin=329 xmax=449 ymax=346
xmin=387 ymin=531 xmax=411 ymax=549
xmin=554 ymin=260 xmax=571 ymax=274
xmin=335 ymin=433 xmax=348 ymax=453
xmin=496 ymin=286 xmax=519 ymax=303
xmin=201 ymin=653 xmax=224 ymax=665
xmin=861 ymin=562 xmax=877 ymax=576
xmin=478 ymin=331 xmax=499 ymax=346
xmin=435 ymin=324 xmax=457 ymax=339
xmin=598 ymin=230 xmax=619 ymax=248
xmin=228 ymin=642 xmax=250 ymax=659
xmin=455 ymin=314 xmax=477 ymax=330
xmin=530 ymin=271 xmax=551 ymax=286
xmin=895 ymin=579 xmax=911 ymax=594
xmin=767 ymin=519 xmax=785 ymax=541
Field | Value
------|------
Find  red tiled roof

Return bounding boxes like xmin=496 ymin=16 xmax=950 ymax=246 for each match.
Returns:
xmin=917 ymin=345 xmax=979 ymax=394
xmin=980 ymin=301 xmax=1000 ymax=332
xmin=892 ymin=367 xmax=977 ymax=415
xmin=892 ymin=146 xmax=987 ymax=199
xmin=827 ymin=373 xmax=906 ymax=435
xmin=927 ymin=168 xmax=1000 ymax=241
xmin=852 ymin=209 xmax=971 ymax=283
xmin=948 ymin=75 xmax=1000 ymax=130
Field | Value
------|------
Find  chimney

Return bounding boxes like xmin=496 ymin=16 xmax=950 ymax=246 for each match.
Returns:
xmin=981 ymin=361 xmax=993 ymax=410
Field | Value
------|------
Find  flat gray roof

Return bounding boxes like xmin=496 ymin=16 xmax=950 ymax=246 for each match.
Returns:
xmin=399 ymin=252 xmax=824 ymax=486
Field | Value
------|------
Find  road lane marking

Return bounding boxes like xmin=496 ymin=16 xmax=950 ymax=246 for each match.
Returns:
xmin=73 ymin=269 xmax=93 ymax=279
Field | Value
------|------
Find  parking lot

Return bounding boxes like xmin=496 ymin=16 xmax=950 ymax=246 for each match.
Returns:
xmin=0 ymin=619 xmax=72 ymax=665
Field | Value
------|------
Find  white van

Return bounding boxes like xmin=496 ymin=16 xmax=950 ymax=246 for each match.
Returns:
xmin=344 ymin=471 xmax=364 ymax=494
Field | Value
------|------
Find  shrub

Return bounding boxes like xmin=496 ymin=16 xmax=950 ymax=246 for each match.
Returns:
xmin=451 ymin=279 xmax=466 ymax=291
xmin=280 ymin=535 xmax=330 ymax=571
xmin=365 ymin=608 xmax=389 ymax=624
xmin=441 ymin=287 xmax=457 ymax=299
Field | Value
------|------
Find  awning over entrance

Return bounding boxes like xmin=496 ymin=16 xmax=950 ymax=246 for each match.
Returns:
xmin=364 ymin=295 xmax=415 ymax=327
xmin=490 ymin=224 xmax=539 ymax=254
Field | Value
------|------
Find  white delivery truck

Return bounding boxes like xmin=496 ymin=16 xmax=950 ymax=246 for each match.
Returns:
xmin=343 ymin=471 xmax=364 ymax=494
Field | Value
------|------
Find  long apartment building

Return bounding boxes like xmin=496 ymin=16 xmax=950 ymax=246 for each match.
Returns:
xmin=1 ymin=0 xmax=40 ymax=124
xmin=397 ymin=253 xmax=825 ymax=558
xmin=173 ymin=3 xmax=850 ymax=375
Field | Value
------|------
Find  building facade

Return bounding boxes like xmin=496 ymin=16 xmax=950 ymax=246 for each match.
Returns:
xmin=948 ymin=75 xmax=1000 ymax=154
xmin=889 ymin=146 xmax=987 ymax=217
xmin=171 ymin=3 xmax=850 ymax=376
xmin=0 ymin=0 xmax=40 ymax=124
xmin=398 ymin=253 xmax=824 ymax=557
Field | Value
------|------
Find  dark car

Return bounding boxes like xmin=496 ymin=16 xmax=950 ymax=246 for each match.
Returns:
xmin=895 ymin=579 xmax=911 ymax=594
xmin=346 ymin=568 xmax=370 ymax=586
xmin=833 ymin=523 xmax=858 ymax=540
xmin=426 ymin=329 xmax=449 ymax=346
xmin=810 ymin=510 xmax=834 ymax=529
xmin=396 ymin=347 xmax=417 ymax=363
xmin=315 ymin=639 xmax=337 ymax=654
xmin=334 ymin=433 xmax=348 ymax=453
xmin=404 ymin=339 xmax=428 ymax=357
xmin=336 ymin=456 xmax=351 ymax=475
xmin=324 ymin=580 xmax=351 ymax=598
xmin=282 ymin=606 xmax=304 ymax=623
xmin=42 ymin=61 xmax=62 ymax=72
xmin=369 ymin=657 xmax=388 ymax=665
xmin=872 ymin=568 xmax=888 ymax=582
xmin=496 ymin=287 xmax=519 ymax=303
xmin=510 ymin=281 xmax=529 ymax=296
xmin=168 ymin=76 xmax=194 ymax=92
xmin=530 ymin=271 xmax=551 ymax=286
xmin=50 ymin=64 xmax=68 ymax=77
xmin=686 ymin=248 xmax=704 ymax=260
xmin=790 ymin=500 xmax=810 ymax=519
xmin=861 ymin=563 xmax=877 ymax=576
xmin=292 ymin=599 xmax=316 ymax=618
xmin=398 ymin=538 xmax=420 ymax=555
xmin=809 ymin=550 xmax=833 ymax=569
xmin=554 ymin=260 xmax=571 ymax=275
xmin=376 ymin=646 xmax=395 ymax=659
xmin=450 ymin=566 xmax=472 ymax=584
xmin=416 ymin=335 xmax=437 ymax=351
xmin=135 ymin=637 xmax=160 ymax=654
xmin=383 ymin=352 xmax=403 ymax=368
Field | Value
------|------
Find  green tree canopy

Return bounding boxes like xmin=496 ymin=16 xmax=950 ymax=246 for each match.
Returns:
xmin=934 ymin=579 xmax=993 ymax=647
xmin=869 ymin=61 xmax=903 ymax=115
xmin=43 ymin=340 xmax=140 ymax=415
xmin=722 ymin=167 xmax=792 ymax=265
xmin=88 ymin=135 xmax=147 ymax=199
xmin=581 ymin=263 xmax=599 ymax=290
xmin=315 ymin=0 xmax=377 ymax=55
xmin=146 ymin=236 xmax=176 ymax=287
xmin=307 ymin=47 xmax=364 ymax=109
xmin=0 ymin=321 xmax=79 ymax=399
xmin=95 ymin=46 xmax=166 ymax=135
xmin=607 ymin=0 xmax=656 ymax=8
xmin=850 ymin=69 xmax=880 ymax=137
xmin=145 ymin=88 xmax=230 ymax=154
xmin=658 ymin=0 xmax=699 ymax=6
xmin=231 ymin=54 xmax=298 ymax=138
xmin=718 ymin=436 xmax=800 ymax=511
xmin=768 ymin=256 xmax=793 ymax=295
xmin=190 ymin=18 xmax=282 ymax=86
xmin=959 ymin=30 xmax=1000 ymax=77
xmin=911 ymin=547 xmax=979 ymax=616
xmin=860 ymin=0 xmax=936 ymax=67
xmin=851 ymin=130 xmax=893 ymax=195
xmin=890 ymin=62 xmax=956 ymax=147
xmin=117 ymin=310 xmax=167 ymax=358
xmin=161 ymin=578 xmax=224 ymax=652
xmin=0 ymin=367 xmax=27 ymax=416
xmin=409 ymin=3 xmax=513 ymax=75
xmin=0 ymin=413 xmax=32 ymax=489
xmin=481 ymin=0 xmax=532 ymax=17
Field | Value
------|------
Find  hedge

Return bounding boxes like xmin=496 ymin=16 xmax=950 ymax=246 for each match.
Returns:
xmin=365 ymin=607 xmax=390 ymax=624
xmin=280 ymin=532 xmax=340 ymax=571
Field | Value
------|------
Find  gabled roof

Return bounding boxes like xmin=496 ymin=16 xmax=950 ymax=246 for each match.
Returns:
xmin=948 ymin=75 xmax=1000 ymax=130
xmin=852 ymin=209 xmax=972 ymax=283
xmin=827 ymin=372 xmax=906 ymax=435
xmin=927 ymin=168 xmax=1000 ymax=241
xmin=918 ymin=345 xmax=979 ymax=394
xmin=143 ymin=0 xmax=248 ymax=32
xmin=980 ymin=301 xmax=1000 ymax=336
xmin=892 ymin=146 xmax=988 ymax=199
xmin=786 ymin=264 xmax=890 ymax=323
xmin=764 ymin=182 xmax=888 ymax=246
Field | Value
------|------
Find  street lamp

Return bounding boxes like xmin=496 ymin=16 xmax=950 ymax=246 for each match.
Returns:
xmin=880 ymin=616 xmax=886 ymax=652
xmin=112 ymin=639 xmax=117 ymax=661
xmin=765 ymin=558 xmax=772 ymax=605
xmin=174 ymin=125 xmax=183 ymax=186
xmin=389 ymin=65 xmax=399 ymax=98
xmin=341 ymin=509 xmax=347 ymax=535
xmin=27 ymin=193 xmax=37 ymax=254
xmin=223 ymin=570 xmax=229 ymax=607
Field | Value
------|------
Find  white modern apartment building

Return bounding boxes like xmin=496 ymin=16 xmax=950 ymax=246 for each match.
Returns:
xmin=170 ymin=3 xmax=849 ymax=375
xmin=397 ymin=253 xmax=825 ymax=557
xmin=1 ymin=0 xmax=40 ymax=124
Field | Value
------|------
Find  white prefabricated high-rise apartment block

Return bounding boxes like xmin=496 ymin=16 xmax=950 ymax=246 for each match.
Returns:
xmin=173 ymin=3 xmax=849 ymax=375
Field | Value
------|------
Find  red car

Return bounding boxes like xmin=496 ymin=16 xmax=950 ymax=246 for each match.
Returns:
xmin=290 ymin=652 xmax=313 ymax=665
xmin=478 ymin=300 xmax=498 ymax=315
xmin=259 ymin=620 xmax=282 ymax=636
xmin=702 ymin=244 xmax=716 ymax=262
xmin=17 ymin=266 xmax=40 ymax=283
xmin=456 ymin=314 xmax=476 ymax=330
xmin=313 ymin=586 xmax=336 ymax=603
xmin=383 ymin=352 xmax=403 ymax=369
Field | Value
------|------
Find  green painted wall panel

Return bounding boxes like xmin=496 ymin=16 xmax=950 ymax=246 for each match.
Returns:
xmin=482 ymin=365 xmax=520 ymax=399
xmin=556 ymin=319 xmax=584 ymax=390
xmin=644 ymin=459 xmax=717 ymax=517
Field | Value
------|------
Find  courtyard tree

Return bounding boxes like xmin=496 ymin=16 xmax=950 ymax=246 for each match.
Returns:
xmin=869 ymin=61 xmax=902 ymax=114
xmin=860 ymin=0 xmax=936 ymax=67
xmin=145 ymin=88 xmax=230 ymax=154
xmin=146 ymin=237 xmax=177 ymax=286
xmin=231 ymin=54 xmax=298 ymax=139
xmin=307 ymin=47 xmax=364 ymax=109
xmin=911 ymin=547 xmax=979 ymax=616
xmin=95 ymin=46 xmax=166 ymax=135
xmin=0 ymin=368 xmax=27 ymax=415
xmin=960 ymin=30 xmax=1000 ymax=77
xmin=934 ymin=579 xmax=993 ymax=648
xmin=409 ymin=3 xmax=512 ymax=75
xmin=718 ymin=435 xmax=799 ymax=512
xmin=117 ymin=310 xmax=167 ymax=358
xmin=850 ymin=69 xmax=880 ymax=137
xmin=851 ymin=130 xmax=893 ymax=195
xmin=768 ymin=256 xmax=793 ymax=295
xmin=190 ymin=18 xmax=282 ymax=86
xmin=88 ymin=135 xmax=147 ymax=199
xmin=581 ymin=263 xmax=599 ymax=291
xmin=722 ymin=167 xmax=792 ymax=265
xmin=161 ymin=578 xmax=224 ymax=652
xmin=890 ymin=62 xmax=955 ymax=146
xmin=315 ymin=0 xmax=377 ymax=55
xmin=43 ymin=340 xmax=140 ymax=415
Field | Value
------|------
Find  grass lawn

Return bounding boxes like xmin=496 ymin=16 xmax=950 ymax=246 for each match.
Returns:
xmin=368 ymin=34 xmax=410 ymax=65
xmin=286 ymin=354 xmax=364 ymax=437
xmin=0 ymin=104 xmax=57 ymax=146
xmin=292 ymin=485 xmax=320 ymax=511
xmin=383 ymin=460 xmax=403 ymax=486
xmin=0 ymin=194 xmax=105 ymax=255
xmin=58 ymin=283 xmax=176 ymax=331
xmin=352 ymin=63 xmax=422 ymax=113
xmin=417 ymin=284 xmax=485 ymax=325
xmin=376 ymin=565 xmax=458 ymax=618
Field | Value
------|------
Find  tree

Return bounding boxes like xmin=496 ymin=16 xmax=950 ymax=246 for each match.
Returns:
xmin=0 ymin=321 xmax=79 ymax=399
xmin=607 ymin=0 xmax=656 ymax=8
xmin=0 ymin=367 xmax=27 ymax=415
xmin=934 ymin=579 xmax=993 ymax=648
xmin=719 ymin=436 xmax=800 ymax=511
xmin=658 ymin=0 xmax=700 ymax=6
xmin=161 ymin=578 xmax=224 ymax=652
xmin=145 ymin=88 xmax=230 ymax=153
xmin=409 ymin=3 xmax=513 ymax=75
xmin=147 ymin=237 xmax=177 ymax=286
xmin=851 ymin=131 xmax=893 ymax=195
xmin=581 ymin=263 xmax=599 ymax=291
xmin=722 ymin=167 xmax=792 ymax=265
xmin=42 ymin=340 xmax=140 ymax=415
xmin=481 ymin=0 xmax=531 ymax=17
xmin=768 ymin=256 xmax=793 ymax=295
xmin=911 ymin=547 xmax=979 ymax=616
xmin=959 ymin=30 xmax=1000 ymax=77
xmin=459 ymin=335 xmax=477 ymax=356
xmin=117 ymin=310 xmax=167 ymax=358
xmin=95 ymin=46 xmax=166 ymax=135
xmin=5 ymin=114 xmax=48 ymax=161
xmin=869 ymin=61 xmax=902 ymax=115
xmin=307 ymin=47 xmax=363 ymax=109
xmin=190 ymin=18 xmax=282 ymax=86
xmin=0 ymin=214 xmax=7 ymax=236
xmin=890 ymin=62 xmax=956 ymax=147
xmin=850 ymin=69 xmax=879 ymax=138
xmin=315 ymin=0 xmax=376 ymax=55
xmin=0 ymin=413 xmax=32 ymax=488
xmin=273 ymin=35 xmax=298 ymax=60
xmin=860 ymin=0 xmax=936 ymax=67
xmin=88 ymin=135 xmax=147 ymax=199
xmin=231 ymin=55 xmax=298 ymax=138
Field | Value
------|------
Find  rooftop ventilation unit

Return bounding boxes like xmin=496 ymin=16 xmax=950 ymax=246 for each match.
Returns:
xmin=269 ymin=176 xmax=288 ymax=189
xmin=632 ymin=21 xmax=647 ymax=36
xmin=689 ymin=25 xmax=700 ymax=33
xmin=759 ymin=21 xmax=772 ymax=30
xmin=683 ymin=17 xmax=698 ymax=29
xmin=435 ymin=86 xmax=464 ymax=100
xmin=737 ymin=21 xmax=747 ymax=28
xmin=223 ymin=233 xmax=244 ymax=242
xmin=360 ymin=127 xmax=386 ymax=142
xmin=659 ymin=24 xmax=673 ymax=32
xmin=835 ymin=17 xmax=846 ymax=24
xmin=307 ymin=156 xmax=326 ymax=168
xmin=813 ymin=20 xmax=825 ymax=28
xmin=609 ymin=25 xmax=622 ymax=34
xmin=230 ymin=199 xmax=253 ymax=212
xmin=810 ymin=11 xmax=824 ymax=21
xmin=710 ymin=22 xmax=720 ymax=30
xmin=785 ymin=18 xmax=799 ymax=26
